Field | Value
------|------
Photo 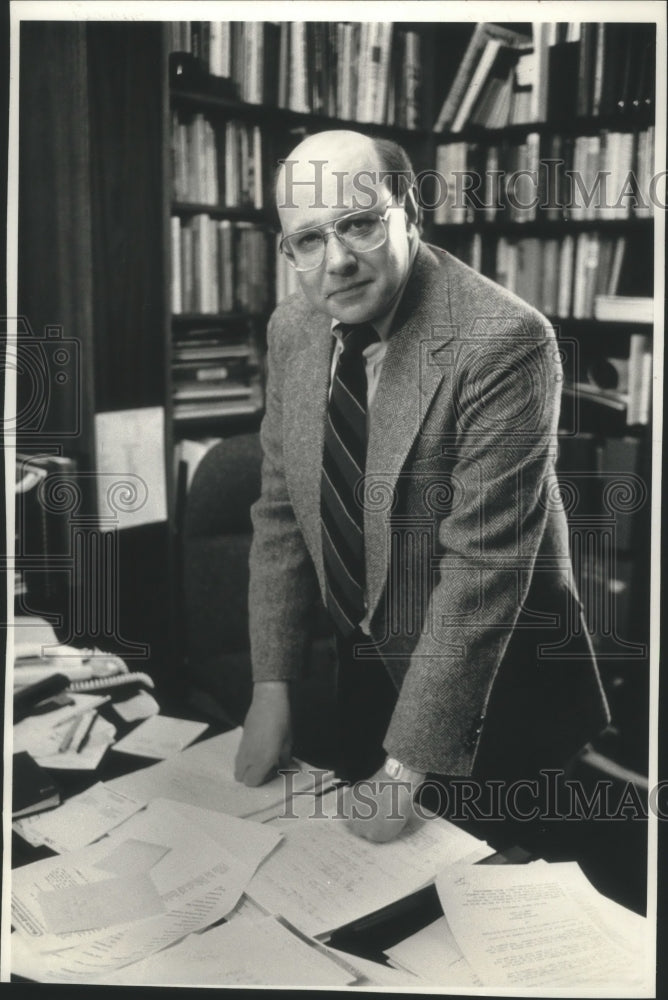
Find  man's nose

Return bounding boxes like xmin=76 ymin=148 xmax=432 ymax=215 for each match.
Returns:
xmin=323 ymin=231 xmax=357 ymax=272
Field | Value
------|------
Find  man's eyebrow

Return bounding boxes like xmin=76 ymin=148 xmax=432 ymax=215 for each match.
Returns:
xmin=284 ymin=208 xmax=354 ymax=235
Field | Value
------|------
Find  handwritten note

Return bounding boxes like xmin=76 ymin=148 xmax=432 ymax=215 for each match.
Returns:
xmin=247 ymin=792 xmax=491 ymax=938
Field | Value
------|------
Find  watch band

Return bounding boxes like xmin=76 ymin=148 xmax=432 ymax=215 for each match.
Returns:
xmin=384 ymin=757 xmax=424 ymax=781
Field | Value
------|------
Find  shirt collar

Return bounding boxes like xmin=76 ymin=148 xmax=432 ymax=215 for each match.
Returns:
xmin=330 ymin=237 xmax=419 ymax=345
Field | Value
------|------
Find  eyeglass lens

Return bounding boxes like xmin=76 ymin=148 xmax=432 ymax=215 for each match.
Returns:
xmin=285 ymin=211 xmax=387 ymax=269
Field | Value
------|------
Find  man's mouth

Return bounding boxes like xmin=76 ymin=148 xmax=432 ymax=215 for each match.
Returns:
xmin=325 ymin=280 xmax=372 ymax=298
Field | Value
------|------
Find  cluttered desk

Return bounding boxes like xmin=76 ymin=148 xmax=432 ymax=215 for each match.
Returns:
xmin=7 ymin=617 xmax=650 ymax=989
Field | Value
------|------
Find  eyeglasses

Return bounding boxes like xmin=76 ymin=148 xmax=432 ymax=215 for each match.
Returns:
xmin=279 ymin=200 xmax=394 ymax=272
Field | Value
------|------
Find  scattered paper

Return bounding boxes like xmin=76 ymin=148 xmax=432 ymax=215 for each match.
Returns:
xmin=246 ymin=790 xmax=492 ymax=939
xmin=13 ymin=783 xmax=144 ymax=853
xmin=385 ymin=915 xmax=481 ymax=987
xmin=94 ymin=839 xmax=170 ymax=878
xmin=163 ymin=799 xmax=281 ymax=872
xmin=435 ymin=862 xmax=647 ymax=989
xmin=224 ymin=894 xmax=271 ymax=926
xmin=13 ymin=694 xmax=109 ymax=759
xmin=41 ymin=715 xmax=116 ymax=771
xmin=38 ymin=873 xmax=164 ymax=934
xmin=106 ymin=728 xmax=319 ymax=818
xmin=90 ymin=915 xmax=356 ymax=987
xmin=111 ymin=715 xmax=208 ymax=759
xmin=11 ymin=799 xmax=257 ymax=982
xmin=112 ymin=690 xmax=159 ymax=723
xmin=537 ymin=860 xmax=648 ymax=959
xmin=330 ymin=949 xmax=422 ymax=988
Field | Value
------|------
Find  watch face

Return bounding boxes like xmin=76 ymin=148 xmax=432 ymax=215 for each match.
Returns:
xmin=385 ymin=758 xmax=402 ymax=779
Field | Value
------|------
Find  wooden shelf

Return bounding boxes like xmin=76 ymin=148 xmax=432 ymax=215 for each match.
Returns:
xmin=172 ymin=201 xmax=274 ymax=224
xmin=170 ymin=86 xmax=432 ymax=142
xmin=433 ymin=107 xmax=655 ymax=145
xmin=172 ymin=408 xmax=264 ymax=434
xmin=432 ymin=217 xmax=654 ymax=237
xmin=171 ymin=91 xmax=654 ymax=148
xmin=547 ymin=317 xmax=653 ymax=336
xmin=172 ymin=312 xmax=267 ymax=326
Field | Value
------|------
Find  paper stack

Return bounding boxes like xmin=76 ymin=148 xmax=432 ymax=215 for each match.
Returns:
xmin=10 ymin=797 xmax=282 ymax=984
xmin=10 ymin=727 xmax=495 ymax=987
xmin=385 ymin=859 xmax=650 ymax=991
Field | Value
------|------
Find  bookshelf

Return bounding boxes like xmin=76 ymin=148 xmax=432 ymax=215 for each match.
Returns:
xmin=17 ymin=19 xmax=656 ymax=738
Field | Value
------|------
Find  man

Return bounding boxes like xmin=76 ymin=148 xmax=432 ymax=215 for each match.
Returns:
xmin=234 ymin=130 xmax=609 ymax=841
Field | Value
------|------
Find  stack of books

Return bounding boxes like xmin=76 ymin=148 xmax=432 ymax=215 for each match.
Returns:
xmin=172 ymin=339 xmax=263 ymax=422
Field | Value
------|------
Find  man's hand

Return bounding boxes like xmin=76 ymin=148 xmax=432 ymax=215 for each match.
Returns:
xmin=234 ymin=681 xmax=292 ymax=786
xmin=346 ymin=761 xmax=426 ymax=843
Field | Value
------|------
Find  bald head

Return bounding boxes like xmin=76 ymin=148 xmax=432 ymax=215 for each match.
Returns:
xmin=276 ymin=130 xmax=385 ymax=217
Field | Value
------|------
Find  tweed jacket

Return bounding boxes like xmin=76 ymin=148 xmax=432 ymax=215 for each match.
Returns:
xmin=248 ymin=242 xmax=610 ymax=776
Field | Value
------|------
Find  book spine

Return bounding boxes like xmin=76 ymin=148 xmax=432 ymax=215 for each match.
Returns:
xmin=404 ymin=31 xmax=421 ymax=129
xmin=171 ymin=217 xmax=182 ymax=314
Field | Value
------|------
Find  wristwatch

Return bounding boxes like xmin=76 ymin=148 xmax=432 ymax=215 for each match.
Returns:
xmin=384 ymin=757 xmax=425 ymax=782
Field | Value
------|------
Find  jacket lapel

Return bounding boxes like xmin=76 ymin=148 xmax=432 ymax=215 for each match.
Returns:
xmin=365 ymin=244 xmax=457 ymax=618
xmin=283 ymin=307 xmax=332 ymax=595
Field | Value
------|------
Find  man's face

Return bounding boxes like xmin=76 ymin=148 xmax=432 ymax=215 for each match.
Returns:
xmin=277 ymin=143 xmax=414 ymax=324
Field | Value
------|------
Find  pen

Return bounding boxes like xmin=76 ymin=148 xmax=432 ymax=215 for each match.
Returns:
xmin=74 ymin=711 xmax=98 ymax=753
xmin=58 ymin=715 xmax=81 ymax=753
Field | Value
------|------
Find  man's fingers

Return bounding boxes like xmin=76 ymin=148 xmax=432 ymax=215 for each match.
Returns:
xmin=233 ymin=751 xmax=248 ymax=782
xmin=243 ymin=761 xmax=276 ymax=787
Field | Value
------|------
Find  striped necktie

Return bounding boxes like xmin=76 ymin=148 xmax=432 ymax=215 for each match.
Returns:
xmin=321 ymin=322 xmax=379 ymax=637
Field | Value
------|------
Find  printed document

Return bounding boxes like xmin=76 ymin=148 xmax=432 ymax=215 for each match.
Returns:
xmin=13 ymin=783 xmax=144 ymax=853
xmin=10 ymin=799 xmax=261 ymax=983
xmin=435 ymin=861 xmax=648 ymax=989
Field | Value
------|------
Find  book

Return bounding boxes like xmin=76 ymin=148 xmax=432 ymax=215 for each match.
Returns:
xmin=173 ymin=398 xmax=262 ymax=420
xmin=627 ymin=333 xmax=652 ymax=425
xmin=593 ymin=296 xmax=653 ymax=324
xmin=12 ymin=751 xmax=62 ymax=818
xmin=173 ymin=382 xmax=255 ymax=402
xmin=433 ymin=22 xmax=530 ymax=131
xmin=450 ymin=38 xmax=503 ymax=132
xmin=403 ymin=30 xmax=421 ymax=129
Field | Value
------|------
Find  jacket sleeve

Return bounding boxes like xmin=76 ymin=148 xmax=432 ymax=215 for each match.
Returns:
xmin=382 ymin=317 xmax=564 ymax=775
xmin=248 ymin=311 xmax=322 ymax=682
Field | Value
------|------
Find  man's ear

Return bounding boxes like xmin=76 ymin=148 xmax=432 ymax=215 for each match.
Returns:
xmin=403 ymin=185 xmax=422 ymax=233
